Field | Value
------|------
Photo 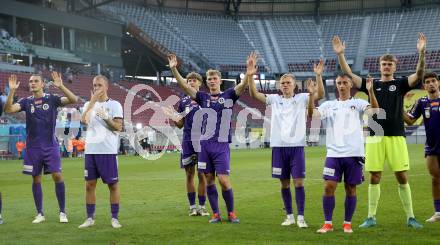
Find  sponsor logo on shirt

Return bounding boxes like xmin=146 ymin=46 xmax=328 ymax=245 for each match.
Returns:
xmin=376 ymin=88 xmax=382 ymax=91
xmin=425 ymin=107 xmax=431 ymax=118
xmin=389 ymin=85 xmax=396 ymax=92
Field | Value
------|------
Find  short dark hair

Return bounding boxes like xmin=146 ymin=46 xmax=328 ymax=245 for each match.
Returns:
xmin=423 ymin=71 xmax=439 ymax=83
xmin=336 ymin=73 xmax=352 ymax=80
xmin=29 ymin=74 xmax=43 ymax=81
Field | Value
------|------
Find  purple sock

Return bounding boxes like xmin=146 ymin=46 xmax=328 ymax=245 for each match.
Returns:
xmin=187 ymin=192 xmax=196 ymax=206
xmin=344 ymin=195 xmax=357 ymax=222
xmin=323 ymin=196 xmax=335 ymax=222
xmin=86 ymin=204 xmax=95 ymax=219
xmin=295 ymin=186 xmax=305 ymax=216
xmin=32 ymin=183 xmax=43 ymax=215
xmin=434 ymin=199 xmax=440 ymax=212
xmin=281 ymin=188 xmax=293 ymax=215
xmin=198 ymin=195 xmax=206 ymax=206
xmin=0 ymin=192 xmax=2 ymax=214
xmin=55 ymin=182 xmax=65 ymax=213
xmin=207 ymin=185 xmax=219 ymax=214
xmin=111 ymin=203 xmax=119 ymax=219
xmin=222 ymin=189 xmax=234 ymax=213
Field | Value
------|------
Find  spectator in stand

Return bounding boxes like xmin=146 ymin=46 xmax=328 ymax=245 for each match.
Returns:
xmin=67 ymin=136 xmax=73 ymax=158
xmin=76 ymin=137 xmax=85 ymax=158
xmin=16 ymin=140 xmax=25 ymax=159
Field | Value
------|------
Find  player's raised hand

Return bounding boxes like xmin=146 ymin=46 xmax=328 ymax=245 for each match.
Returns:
xmin=307 ymin=78 xmax=316 ymax=94
xmin=313 ymin=59 xmax=325 ymax=76
xmin=246 ymin=51 xmax=258 ymax=75
xmin=162 ymin=106 xmax=182 ymax=122
xmin=332 ymin=36 xmax=345 ymax=55
xmin=8 ymin=74 xmax=20 ymax=91
xmin=366 ymin=75 xmax=374 ymax=91
xmin=417 ymin=32 xmax=426 ymax=53
xmin=51 ymin=71 xmax=63 ymax=88
xmin=168 ymin=54 xmax=178 ymax=68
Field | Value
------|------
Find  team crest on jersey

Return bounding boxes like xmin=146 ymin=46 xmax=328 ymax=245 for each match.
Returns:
xmin=425 ymin=108 xmax=431 ymax=118
xmin=185 ymin=106 xmax=190 ymax=114
xmin=218 ymin=97 xmax=225 ymax=104
xmin=389 ymin=85 xmax=396 ymax=91
xmin=42 ymin=104 xmax=49 ymax=110
xmin=30 ymin=104 xmax=35 ymax=113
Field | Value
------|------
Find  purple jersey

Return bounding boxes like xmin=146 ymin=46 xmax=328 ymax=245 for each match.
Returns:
xmin=178 ymin=96 xmax=200 ymax=142
xmin=19 ymin=94 xmax=62 ymax=148
xmin=409 ymin=96 xmax=440 ymax=155
xmin=195 ymin=88 xmax=239 ymax=143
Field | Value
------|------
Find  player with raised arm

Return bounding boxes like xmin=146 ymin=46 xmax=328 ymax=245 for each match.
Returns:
xmin=310 ymin=75 xmax=378 ymax=233
xmin=169 ymin=53 xmax=249 ymax=224
xmin=333 ymin=33 xmax=426 ymax=229
xmin=78 ymin=75 xmax=124 ymax=229
xmin=404 ymin=72 xmax=440 ymax=223
xmin=248 ymin=53 xmax=325 ymax=228
xmin=3 ymin=72 xmax=78 ymax=224
xmin=163 ymin=68 xmax=209 ymax=217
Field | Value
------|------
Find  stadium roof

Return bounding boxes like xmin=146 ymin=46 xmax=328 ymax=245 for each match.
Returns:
xmin=89 ymin=0 xmax=440 ymax=15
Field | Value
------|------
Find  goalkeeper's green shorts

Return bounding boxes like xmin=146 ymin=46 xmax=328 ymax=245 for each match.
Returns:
xmin=365 ymin=136 xmax=410 ymax=172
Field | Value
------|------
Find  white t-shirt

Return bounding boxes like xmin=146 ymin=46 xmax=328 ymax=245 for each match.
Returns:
xmin=266 ymin=93 xmax=309 ymax=147
xmin=318 ymin=98 xmax=369 ymax=157
xmin=83 ymin=99 xmax=123 ymax=154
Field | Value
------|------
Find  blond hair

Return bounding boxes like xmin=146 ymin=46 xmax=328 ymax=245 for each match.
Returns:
xmin=206 ymin=69 xmax=221 ymax=78
xmin=93 ymin=75 xmax=109 ymax=84
xmin=279 ymin=73 xmax=296 ymax=82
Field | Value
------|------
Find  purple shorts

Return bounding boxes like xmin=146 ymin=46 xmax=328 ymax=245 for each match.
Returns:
xmin=197 ymin=141 xmax=230 ymax=175
xmin=23 ymin=147 xmax=61 ymax=176
xmin=323 ymin=157 xmax=364 ymax=185
xmin=271 ymin=147 xmax=305 ymax=179
xmin=85 ymin=154 xmax=119 ymax=184
xmin=180 ymin=141 xmax=198 ymax=169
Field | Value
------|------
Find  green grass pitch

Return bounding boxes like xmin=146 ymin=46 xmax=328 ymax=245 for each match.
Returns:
xmin=0 ymin=144 xmax=438 ymax=244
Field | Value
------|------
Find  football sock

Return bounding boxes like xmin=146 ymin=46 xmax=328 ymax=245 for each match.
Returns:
xmin=55 ymin=182 xmax=65 ymax=213
xmin=281 ymin=188 xmax=293 ymax=215
xmin=344 ymin=195 xmax=357 ymax=222
xmin=398 ymin=183 xmax=415 ymax=219
xmin=368 ymin=184 xmax=380 ymax=218
xmin=207 ymin=185 xmax=219 ymax=214
xmin=32 ymin=183 xmax=43 ymax=215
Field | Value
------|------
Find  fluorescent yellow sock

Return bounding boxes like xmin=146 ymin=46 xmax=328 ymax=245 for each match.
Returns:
xmin=368 ymin=184 xmax=380 ymax=218
xmin=398 ymin=183 xmax=415 ymax=219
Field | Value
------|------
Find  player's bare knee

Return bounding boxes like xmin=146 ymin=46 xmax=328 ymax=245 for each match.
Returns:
xmin=108 ymin=182 xmax=119 ymax=192
xmin=32 ymin=175 xmax=42 ymax=183
xmin=344 ymin=184 xmax=356 ymax=196
xmin=197 ymin=172 xmax=206 ymax=183
xmin=206 ymin=173 xmax=216 ymax=185
xmin=369 ymin=172 xmax=381 ymax=184
xmin=218 ymin=175 xmax=231 ymax=190
xmin=86 ymin=181 xmax=97 ymax=192
xmin=280 ymin=179 xmax=290 ymax=188
xmin=394 ymin=171 xmax=408 ymax=184
xmin=293 ymin=178 xmax=304 ymax=187
xmin=51 ymin=172 xmax=63 ymax=182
